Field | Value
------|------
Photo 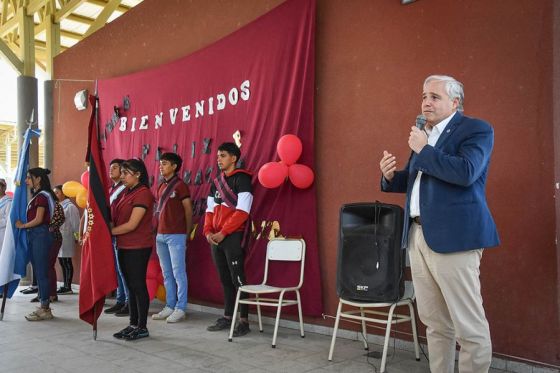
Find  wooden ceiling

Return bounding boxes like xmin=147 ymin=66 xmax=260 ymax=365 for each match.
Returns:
xmin=0 ymin=0 xmax=142 ymax=77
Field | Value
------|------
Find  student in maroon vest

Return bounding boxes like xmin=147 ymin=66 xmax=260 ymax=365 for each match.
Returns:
xmin=16 ymin=168 xmax=56 ymax=321
xmin=152 ymin=152 xmax=193 ymax=323
xmin=111 ymin=158 xmax=154 ymax=341
xmin=204 ymin=142 xmax=253 ymax=337
xmin=104 ymin=158 xmax=130 ymax=317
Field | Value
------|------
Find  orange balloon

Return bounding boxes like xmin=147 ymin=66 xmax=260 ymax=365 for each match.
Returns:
xmin=62 ymin=181 xmax=82 ymax=198
xmin=76 ymin=188 xmax=88 ymax=209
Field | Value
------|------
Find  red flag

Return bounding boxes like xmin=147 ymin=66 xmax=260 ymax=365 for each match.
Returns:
xmin=79 ymin=95 xmax=117 ymax=325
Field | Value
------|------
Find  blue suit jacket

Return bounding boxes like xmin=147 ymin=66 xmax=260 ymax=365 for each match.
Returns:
xmin=381 ymin=111 xmax=500 ymax=253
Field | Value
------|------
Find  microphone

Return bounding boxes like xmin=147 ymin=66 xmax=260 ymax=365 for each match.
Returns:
xmin=415 ymin=114 xmax=427 ymax=130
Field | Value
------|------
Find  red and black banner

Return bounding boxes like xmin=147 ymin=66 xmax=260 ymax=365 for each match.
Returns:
xmin=79 ymin=95 xmax=117 ymax=325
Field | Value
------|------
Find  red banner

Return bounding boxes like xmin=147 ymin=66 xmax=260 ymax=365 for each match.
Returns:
xmin=79 ymin=95 xmax=117 ymax=326
xmin=97 ymin=0 xmax=322 ymax=316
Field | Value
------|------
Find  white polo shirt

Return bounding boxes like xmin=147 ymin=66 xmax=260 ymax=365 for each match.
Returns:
xmin=409 ymin=111 xmax=456 ymax=218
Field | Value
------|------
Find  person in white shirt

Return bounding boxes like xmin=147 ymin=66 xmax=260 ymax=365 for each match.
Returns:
xmin=380 ymin=75 xmax=499 ymax=373
xmin=53 ymin=185 xmax=80 ymax=294
xmin=0 ymin=178 xmax=12 ymax=247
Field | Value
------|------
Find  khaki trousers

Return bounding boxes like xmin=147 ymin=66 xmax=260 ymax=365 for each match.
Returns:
xmin=408 ymin=223 xmax=492 ymax=373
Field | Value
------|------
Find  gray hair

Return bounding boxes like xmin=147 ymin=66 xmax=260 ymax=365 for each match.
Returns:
xmin=424 ymin=75 xmax=464 ymax=112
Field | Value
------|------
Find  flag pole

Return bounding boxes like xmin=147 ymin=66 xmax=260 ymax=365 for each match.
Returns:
xmin=92 ymin=79 xmax=99 ymax=341
xmin=0 ymin=286 xmax=8 ymax=320
xmin=93 ymin=303 xmax=97 ymax=340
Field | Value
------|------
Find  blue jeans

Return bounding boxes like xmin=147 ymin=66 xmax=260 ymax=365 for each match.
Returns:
xmin=28 ymin=225 xmax=53 ymax=307
xmin=156 ymin=233 xmax=188 ymax=310
xmin=113 ymin=238 xmax=129 ymax=304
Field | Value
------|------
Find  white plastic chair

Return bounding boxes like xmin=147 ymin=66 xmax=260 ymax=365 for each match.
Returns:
xmin=328 ymin=258 xmax=420 ymax=373
xmin=228 ymin=238 xmax=306 ymax=348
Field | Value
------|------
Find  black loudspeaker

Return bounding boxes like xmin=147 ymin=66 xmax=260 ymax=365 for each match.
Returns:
xmin=336 ymin=202 xmax=405 ymax=302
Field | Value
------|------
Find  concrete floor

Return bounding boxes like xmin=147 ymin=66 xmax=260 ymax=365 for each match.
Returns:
xmin=0 ymin=287 xmax=554 ymax=373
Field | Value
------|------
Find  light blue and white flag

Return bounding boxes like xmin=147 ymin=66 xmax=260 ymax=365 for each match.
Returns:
xmin=0 ymin=128 xmax=41 ymax=298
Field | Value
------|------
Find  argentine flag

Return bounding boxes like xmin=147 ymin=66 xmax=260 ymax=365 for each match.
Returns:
xmin=0 ymin=128 xmax=41 ymax=298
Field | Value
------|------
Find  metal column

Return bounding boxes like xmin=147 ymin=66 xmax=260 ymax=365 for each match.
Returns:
xmin=44 ymin=80 xmax=54 ymax=171
xmin=16 ymin=75 xmax=38 ymax=168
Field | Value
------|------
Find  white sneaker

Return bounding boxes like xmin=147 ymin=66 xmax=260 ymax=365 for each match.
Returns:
xmin=152 ymin=306 xmax=174 ymax=320
xmin=166 ymin=309 xmax=186 ymax=323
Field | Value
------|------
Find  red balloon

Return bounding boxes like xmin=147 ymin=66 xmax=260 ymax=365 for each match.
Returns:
xmin=80 ymin=170 xmax=90 ymax=189
xmin=288 ymin=164 xmax=315 ymax=189
xmin=5 ymin=191 xmax=13 ymax=198
xmin=146 ymin=279 xmax=158 ymax=301
xmin=277 ymin=134 xmax=303 ymax=166
xmin=258 ymin=162 xmax=288 ymax=189
xmin=146 ymin=259 xmax=160 ymax=280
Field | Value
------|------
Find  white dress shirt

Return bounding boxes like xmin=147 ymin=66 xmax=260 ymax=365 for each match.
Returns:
xmin=409 ymin=111 xmax=456 ymax=218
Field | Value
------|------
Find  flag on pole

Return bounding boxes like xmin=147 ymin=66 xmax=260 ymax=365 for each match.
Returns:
xmin=0 ymin=128 xmax=41 ymax=297
xmin=79 ymin=95 xmax=116 ymax=325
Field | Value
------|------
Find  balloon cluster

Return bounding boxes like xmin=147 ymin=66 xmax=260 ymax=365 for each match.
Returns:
xmin=258 ymin=134 xmax=315 ymax=189
xmin=62 ymin=170 xmax=90 ymax=208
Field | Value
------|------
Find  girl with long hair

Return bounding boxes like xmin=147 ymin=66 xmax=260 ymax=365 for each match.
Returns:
xmin=111 ymin=158 xmax=154 ymax=340
xmin=16 ymin=167 xmax=57 ymax=321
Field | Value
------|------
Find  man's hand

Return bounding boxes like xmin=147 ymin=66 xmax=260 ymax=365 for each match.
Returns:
xmin=379 ymin=151 xmax=397 ymax=182
xmin=15 ymin=220 xmax=24 ymax=229
xmin=206 ymin=233 xmax=218 ymax=245
xmin=408 ymin=126 xmax=428 ymax=154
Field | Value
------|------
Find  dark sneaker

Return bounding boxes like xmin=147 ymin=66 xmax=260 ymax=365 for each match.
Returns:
xmin=57 ymin=287 xmax=73 ymax=295
xmin=114 ymin=303 xmax=129 ymax=317
xmin=207 ymin=317 xmax=232 ymax=331
xmin=113 ymin=326 xmax=136 ymax=339
xmin=104 ymin=303 xmax=125 ymax=314
xmin=232 ymin=321 xmax=251 ymax=337
xmin=21 ymin=286 xmax=38 ymax=294
xmin=124 ymin=327 xmax=149 ymax=341
xmin=30 ymin=296 xmax=39 ymax=303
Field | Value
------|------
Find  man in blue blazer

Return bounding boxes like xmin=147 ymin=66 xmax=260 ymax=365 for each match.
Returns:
xmin=380 ymin=75 xmax=499 ymax=373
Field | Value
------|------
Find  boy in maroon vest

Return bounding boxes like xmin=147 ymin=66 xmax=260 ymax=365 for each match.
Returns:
xmin=152 ymin=153 xmax=193 ymax=323
xmin=204 ymin=142 xmax=253 ymax=337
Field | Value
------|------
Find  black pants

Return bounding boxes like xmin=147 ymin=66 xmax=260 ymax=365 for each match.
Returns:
xmin=211 ymin=232 xmax=248 ymax=318
xmin=58 ymin=257 xmax=74 ymax=289
xmin=118 ymin=247 xmax=152 ymax=329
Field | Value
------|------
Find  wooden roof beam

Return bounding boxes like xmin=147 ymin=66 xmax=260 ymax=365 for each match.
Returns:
xmin=86 ymin=0 xmax=129 ymax=13
xmin=83 ymin=0 xmax=120 ymax=37
xmin=0 ymin=16 xmax=18 ymax=36
xmin=35 ymin=20 xmax=82 ymax=40
xmin=66 ymin=12 xmax=94 ymax=24
xmin=2 ymin=0 xmax=10 ymax=24
xmin=54 ymin=0 xmax=86 ymax=23
xmin=27 ymin=0 xmax=46 ymax=15
xmin=18 ymin=3 xmax=36 ymax=76
xmin=0 ymin=36 xmax=23 ymax=73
